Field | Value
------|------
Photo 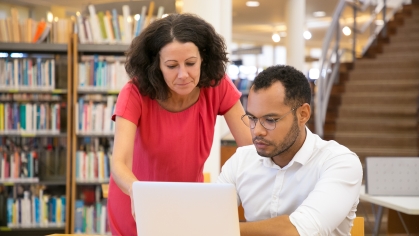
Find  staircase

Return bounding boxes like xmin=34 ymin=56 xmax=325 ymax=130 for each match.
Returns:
xmin=323 ymin=4 xmax=419 ymax=235
xmin=331 ymin=4 xmax=419 ymax=165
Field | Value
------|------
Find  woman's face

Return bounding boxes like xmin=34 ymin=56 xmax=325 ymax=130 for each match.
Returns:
xmin=159 ymin=40 xmax=202 ymax=97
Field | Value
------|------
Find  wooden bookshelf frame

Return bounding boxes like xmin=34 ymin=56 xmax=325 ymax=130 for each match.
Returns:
xmin=0 ymin=39 xmax=73 ymax=234
xmin=70 ymin=34 xmax=127 ymax=234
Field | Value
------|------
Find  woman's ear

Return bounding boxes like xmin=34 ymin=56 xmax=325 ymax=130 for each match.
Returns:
xmin=298 ymin=103 xmax=311 ymax=124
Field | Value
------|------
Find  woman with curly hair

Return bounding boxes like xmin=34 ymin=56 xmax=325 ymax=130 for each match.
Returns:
xmin=108 ymin=13 xmax=252 ymax=235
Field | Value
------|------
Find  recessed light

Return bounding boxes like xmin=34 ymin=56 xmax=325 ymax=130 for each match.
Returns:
xmin=246 ymin=1 xmax=260 ymax=7
xmin=313 ymin=11 xmax=326 ymax=17
xmin=342 ymin=26 xmax=351 ymax=36
xmin=272 ymin=33 xmax=280 ymax=42
xmin=303 ymin=30 xmax=312 ymax=40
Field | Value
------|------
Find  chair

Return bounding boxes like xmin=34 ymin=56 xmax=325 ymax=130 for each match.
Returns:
xmin=101 ymin=183 xmax=109 ymax=198
xmin=351 ymin=217 xmax=364 ymax=236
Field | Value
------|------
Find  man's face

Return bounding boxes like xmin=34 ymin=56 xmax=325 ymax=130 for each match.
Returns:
xmin=246 ymin=81 xmax=301 ymax=158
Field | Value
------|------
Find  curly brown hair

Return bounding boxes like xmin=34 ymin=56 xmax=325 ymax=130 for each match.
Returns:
xmin=125 ymin=13 xmax=229 ymax=100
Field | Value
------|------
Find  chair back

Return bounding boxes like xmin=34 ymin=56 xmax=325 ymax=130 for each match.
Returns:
xmin=350 ymin=217 xmax=364 ymax=236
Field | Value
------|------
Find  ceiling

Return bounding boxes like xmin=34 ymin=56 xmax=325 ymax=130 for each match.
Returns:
xmin=1 ymin=0 xmax=359 ymax=48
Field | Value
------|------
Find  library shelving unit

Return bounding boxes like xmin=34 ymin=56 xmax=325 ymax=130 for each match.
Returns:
xmin=70 ymin=33 xmax=128 ymax=234
xmin=0 ymin=41 xmax=72 ymax=235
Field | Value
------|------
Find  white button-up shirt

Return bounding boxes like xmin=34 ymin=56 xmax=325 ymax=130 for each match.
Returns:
xmin=217 ymin=128 xmax=363 ymax=236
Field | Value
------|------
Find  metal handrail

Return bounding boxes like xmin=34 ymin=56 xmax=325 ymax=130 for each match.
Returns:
xmin=314 ymin=0 xmax=408 ymax=138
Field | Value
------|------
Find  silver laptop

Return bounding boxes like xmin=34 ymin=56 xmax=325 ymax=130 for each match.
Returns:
xmin=132 ymin=181 xmax=240 ymax=236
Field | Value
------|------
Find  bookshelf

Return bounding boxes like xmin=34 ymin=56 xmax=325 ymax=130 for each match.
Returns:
xmin=0 ymin=40 xmax=72 ymax=235
xmin=70 ymin=34 xmax=128 ymax=234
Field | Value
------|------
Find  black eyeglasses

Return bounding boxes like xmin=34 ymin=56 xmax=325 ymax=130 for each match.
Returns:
xmin=241 ymin=107 xmax=297 ymax=130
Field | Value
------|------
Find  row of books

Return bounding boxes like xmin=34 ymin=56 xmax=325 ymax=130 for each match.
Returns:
xmin=76 ymin=96 xmax=116 ymax=134
xmin=6 ymin=190 xmax=66 ymax=226
xmin=0 ymin=150 xmax=39 ymax=180
xmin=78 ymin=55 xmax=129 ymax=91
xmin=0 ymin=8 xmax=72 ymax=44
xmin=77 ymin=2 xmax=163 ymax=45
xmin=0 ymin=137 xmax=68 ymax=182
xmin=0 ymin=58 xmax=56 ymax=89
xmin=75 ymin=150 xmax=111 ymax=182
xmin=0 ymin=102 xmax=62 ymax=133
xmin=74 ymin=199 xmax=109 ymax=234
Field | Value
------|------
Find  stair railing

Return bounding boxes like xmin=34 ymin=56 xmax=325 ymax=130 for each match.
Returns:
xmin=314 ymin=0 xmax=409 ymax=138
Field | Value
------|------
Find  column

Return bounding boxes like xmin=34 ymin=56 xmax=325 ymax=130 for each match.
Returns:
xmin=180 ymin=0 xmax=233 ymax=181
xmin=285 ymin=0 xmax=305 ymax=71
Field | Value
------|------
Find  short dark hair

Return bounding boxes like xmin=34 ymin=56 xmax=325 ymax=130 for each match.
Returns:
xmin=125 ymin=13 xmax=229 ymax=100
xmin=251 ymin=65 xmax=311 ymax=108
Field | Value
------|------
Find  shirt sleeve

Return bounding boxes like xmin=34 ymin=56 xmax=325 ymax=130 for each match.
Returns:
xmin=111 ymin=82 xmax=142 ymax=126
xmin=217 ymin=74 xmax=242 ymax=115
xmin=289 ymin=151 xmax=363 ymax=236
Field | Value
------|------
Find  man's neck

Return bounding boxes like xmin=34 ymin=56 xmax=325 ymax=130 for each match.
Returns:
xmin=272 ymin=128 xmax=307 ymax=168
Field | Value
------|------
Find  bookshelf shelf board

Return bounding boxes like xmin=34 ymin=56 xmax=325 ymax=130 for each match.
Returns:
xmin=77 ymin=88 xmax=120 ymax=94
xmin=38 ymin=180 xmax=67 ymax=185
xmin=0 ymin=132 xmax=67 ymax=138
xmin=0 ymin=43 xmax=67 ymax=53
xmin=2 ymin=224 xmax=65 ymax=231
xmin=0 ymin=178 xmax=40 ymax=185
xmin=76 ymin=132 xmax=114 ymax=137
xmin=76 ymin=179 xmax=110 ymax=185
xmin=78 ymin=44 xmax=129 ymax=54
xmin=0 ymin=88 xmax=67 ymax=94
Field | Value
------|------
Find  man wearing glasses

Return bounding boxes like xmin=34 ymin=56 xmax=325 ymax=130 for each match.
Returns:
xmin=217 ymin=65 xmax=363 ymax=236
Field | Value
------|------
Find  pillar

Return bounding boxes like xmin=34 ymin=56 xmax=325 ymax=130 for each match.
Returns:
xmin=285 ymin=0 xmax=305 ymax=71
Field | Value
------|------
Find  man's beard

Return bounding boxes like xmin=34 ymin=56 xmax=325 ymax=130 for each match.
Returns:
xmin=255 ymin=116 xmax=300 ymax=158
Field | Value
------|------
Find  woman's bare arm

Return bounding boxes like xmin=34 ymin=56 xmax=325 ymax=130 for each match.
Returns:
xmin=111 ymin=116 xmax=139 ymax=195
xmin=223 ymin=101 xmax=253 ymax=147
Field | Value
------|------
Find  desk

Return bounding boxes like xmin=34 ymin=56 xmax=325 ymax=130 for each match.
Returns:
xmin=359 ymin=185 xmax=419 ymax=236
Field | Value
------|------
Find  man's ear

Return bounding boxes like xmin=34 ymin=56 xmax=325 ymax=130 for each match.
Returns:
xmin=298 ymin=103 xmax=311 ymax=124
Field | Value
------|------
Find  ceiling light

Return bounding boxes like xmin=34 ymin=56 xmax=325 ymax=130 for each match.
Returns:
xmin=134 ymin=14 xmax=141 ymax=21
xmin=272 ymin=33 xmax=280 ymax=43
xmin=303 ymin=30 xmax=312 ymax=40
xmin=309 ymin=68 xmax=320 ymax=80
xmin=313 ymin=11 xmax=326 ymax=17
xmin=342 ymin=26 xmax=351 ymax=36
xmin=47 ymin=11 xmax=53 ymax=23
xmin=246 ymin=1 xmax=260 ymax=7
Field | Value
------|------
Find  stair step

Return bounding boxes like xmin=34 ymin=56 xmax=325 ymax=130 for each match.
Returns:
xmin=338 ymin=105 xmax=417 ymax=118
xmin=346 ymin=79 xmax=419 ymax=85
xmin=384 ymin=44 xmax=419 ymax=53
xmin=334 ymin=132 xmax=418 ymax=148
xmin=336 ymin=118 xmax=417 ymax=129
xmin=354 ymin=59 xmax=419 ymax=69
xmin=397 ymin=25 xmax=419 ymax=34
xmin=344 ymin=79 xmax=419 ymax=92
xmin=341 ymin=91 xmax=418 ymax=97
xmin=340 ymin=93 xmax=418 ymax=105
xmin=404 ymin=17 xmax=419 ymax=24
xmin=348 ymin=70 xmax=419 ymax=80
xmin=390 ymin=34 xmax=419 ymax=43
xmin=378 ymin=51 xmax=419 ymax=58
xmin=383 ymin=41 xmax=419 ymax=53
xmin=375 ymin=53 xmax=419 ymax=62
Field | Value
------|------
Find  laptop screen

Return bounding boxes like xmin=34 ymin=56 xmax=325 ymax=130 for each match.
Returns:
xmin=132 ymin=181 xmax=240 ymax=236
